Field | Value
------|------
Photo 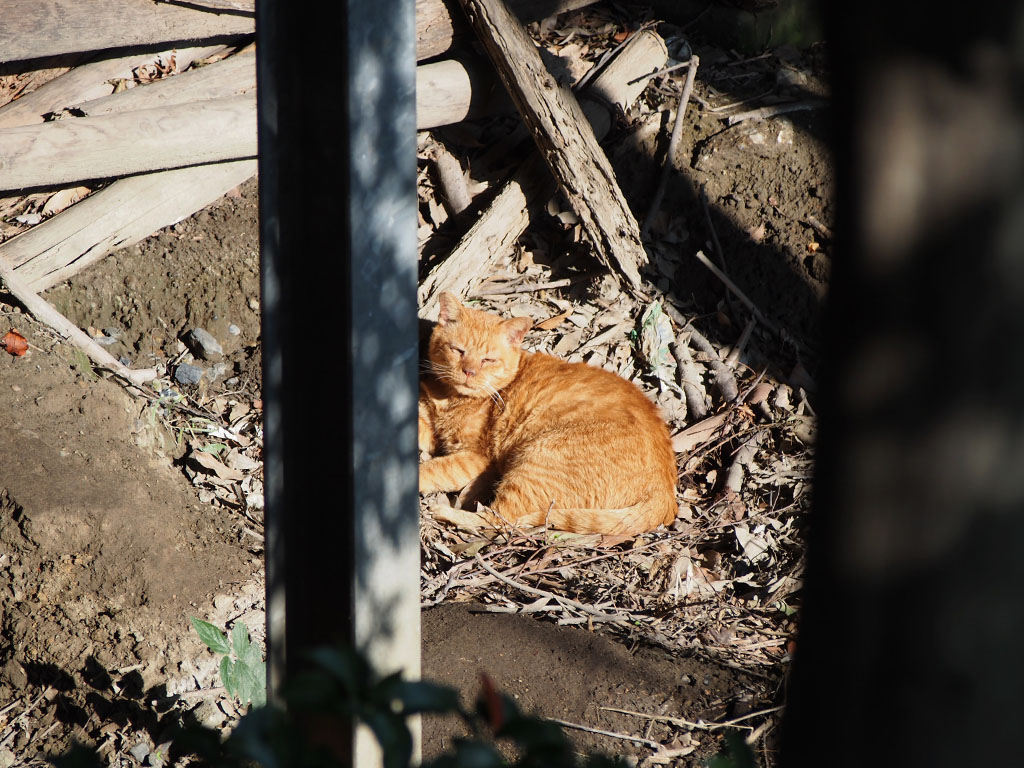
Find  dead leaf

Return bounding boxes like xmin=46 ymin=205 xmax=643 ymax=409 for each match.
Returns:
xmin=746 ymin=382 xmax=774 ymax=406
xmin=188 ymin=449 xmax=245 ymax=481
xmin=42 ymin=186 xmax=90 ymax=216
xmin=535 ymin=311 xmax=571 ymax=330
xmin=671 ymin=412 xmax=728 ymax=453
xmin=1 ymin=330 xmax=28 ymax=356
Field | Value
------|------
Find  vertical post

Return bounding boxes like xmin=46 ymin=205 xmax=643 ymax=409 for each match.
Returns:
xmin=781 ymin=3 xmax=1024 ymax=766
xmin=257 ymin=0 xmax=420 ymax=762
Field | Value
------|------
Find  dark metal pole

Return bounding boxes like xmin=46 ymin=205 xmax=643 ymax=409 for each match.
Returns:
xmin=256 ymin=0 xmax=420 ymax=760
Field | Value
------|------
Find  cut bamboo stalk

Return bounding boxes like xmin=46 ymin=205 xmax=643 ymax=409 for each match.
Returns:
xmin=72 ymin=49 xmax=255 ymax=116
xmin=3 ymin=160 xmax=257 ymax=292
xmin=0 ymin=94 xmax=256 ymax=192
xmin=419 ymin=28 xmax=667 ymax=319
xmin=0 ymin=45 xmax=230 ymax=128
xmin=457 ymin=0 xmax=649 ymax=293
xmin=0 ymin=0 xmax=254 ymax=64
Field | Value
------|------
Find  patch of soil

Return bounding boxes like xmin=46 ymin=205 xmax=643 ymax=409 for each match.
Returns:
xmin=46 ymin=181 xmax=263 ymax=402
xmin=423 ymin=604 xmax=772 ymax=763
xmin=0 ymin=322 xmax=263 ymax=762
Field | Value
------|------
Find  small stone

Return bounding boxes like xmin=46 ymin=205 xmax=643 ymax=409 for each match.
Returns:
xmin=187 ymin=328 xmax=223 ymax=361
xmin=1 ymin=660 xmax=27 ymax=689
xmin=129 ymin=742 xmax=150 ymax=762
xmin=228 ymin=324 xmax=240 ymax=336
xmin=248 ymin=297 xmax=259 ymax=311
xmin=0 ymin=747 xmax=15 ymax=768
xmin=174 ymin=363 xmax=204 ymax=387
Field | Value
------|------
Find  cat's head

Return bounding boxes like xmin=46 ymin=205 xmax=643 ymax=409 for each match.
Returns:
xmin=427 ymin=292 xmax=531 ymax=397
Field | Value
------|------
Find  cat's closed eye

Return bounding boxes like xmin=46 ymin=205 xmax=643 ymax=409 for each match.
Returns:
xmin=481 ymin=358 xmax=496 ymax=365
xmin=449 ymin=344 xmax=465 ymax=355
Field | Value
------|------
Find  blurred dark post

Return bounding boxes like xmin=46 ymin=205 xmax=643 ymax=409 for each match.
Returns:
xmin=783 ymin=3 xmax=1024 ymax=765
xmin=256 ymin=0 xmax=420 ymax=761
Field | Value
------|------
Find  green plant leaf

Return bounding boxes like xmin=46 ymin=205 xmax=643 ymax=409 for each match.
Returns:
xmin=235 ymin=657 xmax=267 ymax=708
xmin=363 ymin=710 xmax=412 ymax=768
xmin=233 ymin=624 xmax=262 ymax=666
xmin=250 ymin=661 xmax=267 ymax=708
xmin=231 ymin=621 xmax=251 ymax=659
xmin=191 ymin=617 xmax=231 ymax=655
xmin=388 ymin=680 xmax=463 ymax=716
xmin=221 ymin=656 xmax=240 ymax=700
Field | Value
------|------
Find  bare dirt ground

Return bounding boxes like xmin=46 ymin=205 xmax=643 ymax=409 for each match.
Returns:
xmin=0 ymin=5 xmax=828 ymax=767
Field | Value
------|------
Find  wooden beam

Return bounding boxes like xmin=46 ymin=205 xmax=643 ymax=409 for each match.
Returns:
xmin=457 ymin=0 xmax=649 ymax=293
xmin=0 ymin=0 xmax=254 ymax=64
xmin=3 ymin=160 xmax=257 ymax=292
xmin=0 ymin=94 xmax=256 ymax=192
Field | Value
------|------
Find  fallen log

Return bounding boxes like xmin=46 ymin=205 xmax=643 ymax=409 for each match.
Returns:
xmin=0 ymin=44 xmax=231 ymax=128
xmin=0 ymin=93 xmax=256 ymax=192
xmin=0 ymin=0 xmax=254 ymax=65
xmin=419 ymin=28 xmax=667 ymax=318
xmin=72 ymin=48 xmax=255 ymax=116
xmin=3 ymin=160 xmax=257 ymax=292
xmin=416 ymin=0 xmax=597 ymax=61
xmin=3 ymin=0 xmax=586 ymax=67
xmin=417 ymin=56 xmax=511 ymax=129
xmin=457 ymin=0 xmax=648 ymax=293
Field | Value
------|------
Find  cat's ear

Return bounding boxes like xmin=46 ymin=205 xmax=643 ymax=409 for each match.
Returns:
xmin=503 ymin=316 xmax=532 ymax=347
xmin=437 ymin=292 xmax=462 ymax=326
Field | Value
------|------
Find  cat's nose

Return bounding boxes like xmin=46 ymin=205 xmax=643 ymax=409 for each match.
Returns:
xmin=463 ymin=366 xmax=477 ymax=378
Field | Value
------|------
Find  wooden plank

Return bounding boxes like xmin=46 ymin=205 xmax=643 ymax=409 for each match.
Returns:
xmin=0 ymin=45 xmax=228 ymax=128
xmin=0 ymin=0 xmax=253 ymax=64
xmin=416 ymin=0 xmax=597 ymax=61
xmin=420 ymin=29 xmax=667 ymax=318
xmin=3 ymin=160 xmax=257 ymax=292
xmin=457 ymin=0 xmax=649 ymax=293
xmin=73 ymin=49 xmax=255 ymax=116
xmin=0 ymin=94 xmax=256 ymax=192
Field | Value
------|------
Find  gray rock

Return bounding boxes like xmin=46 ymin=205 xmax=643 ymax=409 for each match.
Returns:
xmin=228 ymin=324 xmax=241 ymax=336
xmin=187 ymin=328 xmax=223 ymax=360
xmin=129 ymin=742 xmax=150 ymax=763
xmin=174 ymin=363 xmax=204 ymax=387
xmin=0 ymin=747 xmax=15 ymax=768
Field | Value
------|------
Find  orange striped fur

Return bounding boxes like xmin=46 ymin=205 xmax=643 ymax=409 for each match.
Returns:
xmin=419 ymin=293 xmax=678 ymax=535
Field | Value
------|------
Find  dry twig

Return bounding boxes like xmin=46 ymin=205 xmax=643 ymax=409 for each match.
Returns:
xmin=600 ymin=704 xmax=784 ymax=732
xmin=643 ymin=55 xmax=699 ymax=235
xmin=0 ymin=258 xmax=156 ymax=385
xmin=692 ymin=250 xmax=780 ymax=337
xmin=725 ymin=98 xmax=827 ymax=126
xmin=546 ymin=717 xmax=664 ymax=749
xmin=474 ymin=554 xmax=634 ymax=624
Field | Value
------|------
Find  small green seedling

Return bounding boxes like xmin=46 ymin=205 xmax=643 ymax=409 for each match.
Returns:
xmin=191 ymin=617 xmax=267 ymax=709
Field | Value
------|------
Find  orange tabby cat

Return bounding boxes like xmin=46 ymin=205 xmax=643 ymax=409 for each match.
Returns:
xmin=419 ymin=292 xmax=678 ymax=535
